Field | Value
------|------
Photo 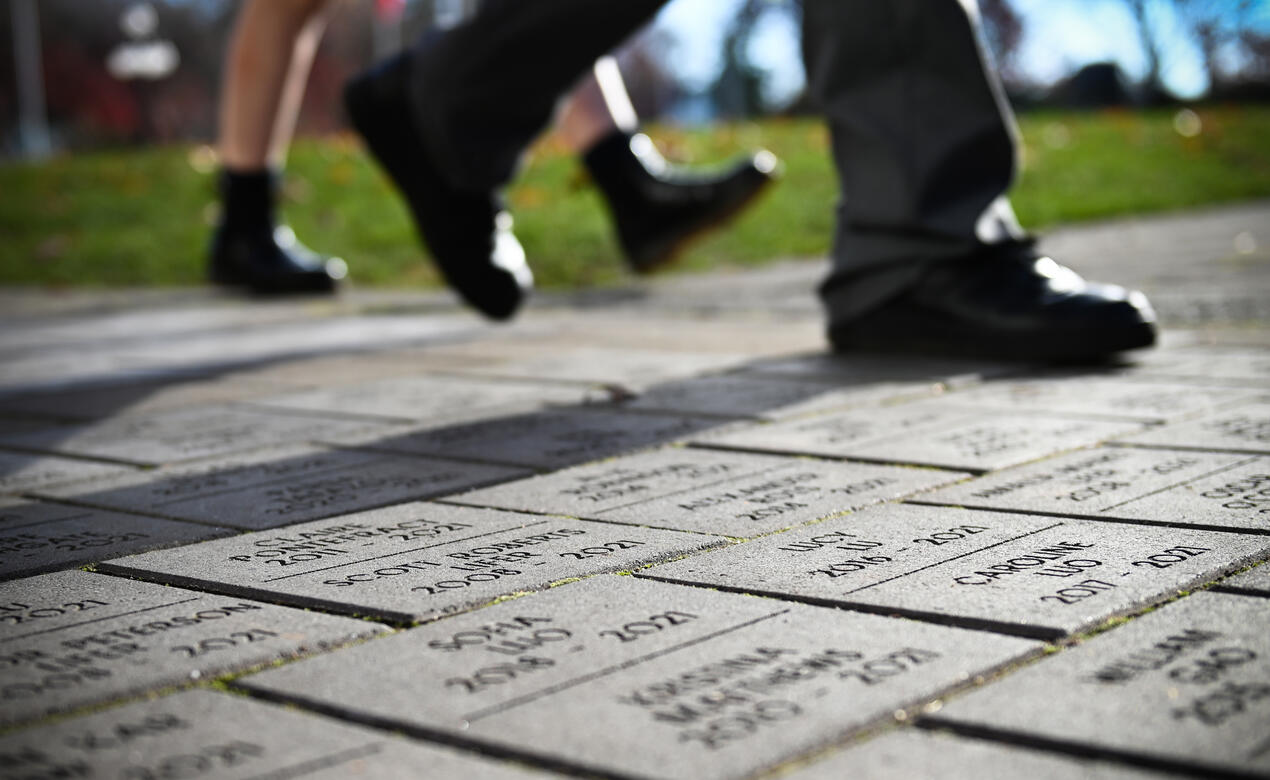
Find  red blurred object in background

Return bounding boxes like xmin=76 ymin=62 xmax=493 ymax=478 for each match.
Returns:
xmin=375 ymin=0 xmax=405 ymax=22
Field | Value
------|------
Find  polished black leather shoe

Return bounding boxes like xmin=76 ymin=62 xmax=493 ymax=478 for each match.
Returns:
xmin=584 ymin=131 xmax=778 ymax=273
xmin=209 ymin=169 xmax=345 ymax=295
xmin=344 ymin=53 xmax=531 ymax=321
xmin=828 ymin=240 xmax=1157 ymax=361
xmin=210 ymin=223 xmax=346 ymax=295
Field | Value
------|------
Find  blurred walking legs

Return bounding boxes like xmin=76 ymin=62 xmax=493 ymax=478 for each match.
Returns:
xmin=355 ymin=0 xmax=1153 ymax=357
xmin=210 ymin=0 xmax=344 ymax=294
xmin=802 ymin=0 xmax=1154 ymax=357
xmin=210 ymin=0 xmax=773 ymax=297
xmin=802 ymin=0 xmax=1023 ymax=322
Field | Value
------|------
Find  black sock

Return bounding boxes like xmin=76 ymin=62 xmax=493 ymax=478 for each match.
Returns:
xmin=219 ymin=168 xmax=277 ymax=236
xmin=582 ymin=132 xmax=651 ymax=215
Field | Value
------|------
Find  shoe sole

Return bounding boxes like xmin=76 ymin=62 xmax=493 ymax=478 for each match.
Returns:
xmin=830 ymin=306 xmax=1157 ymax=363
xmin=208 ymin=269 xmax=336 ymax=296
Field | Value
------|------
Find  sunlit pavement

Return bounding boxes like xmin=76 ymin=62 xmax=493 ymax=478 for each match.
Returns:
xmin=0 ymin=202 xmax=1267 ymax=779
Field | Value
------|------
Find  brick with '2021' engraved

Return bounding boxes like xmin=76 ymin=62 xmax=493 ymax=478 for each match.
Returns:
xmin=38 ymin=444 xmax=526 ymax=530
xmin=0 ymin=498 xmax=228 ymax=581
xmin=0 ymin=570 xmax=382 ymax=726
xmin=236 ymin=575 xmax=1041 ymax=780
xmin=929 ymin=591 xmax=1270 ymax=778
xmin=453 ymin=448 xmax=965 ymax=537
xmin=641 ymin=503 xmax=1270 ymax=639
xmin=100 ymin=502 xmax=725 ymax=623
xmin=695 ymin=401 xmax=1141 ymax=472
xmin=914 ymin=447 xmax=1270 ymax=534
xmin=0 ymin=689 xmax=552 ymax=779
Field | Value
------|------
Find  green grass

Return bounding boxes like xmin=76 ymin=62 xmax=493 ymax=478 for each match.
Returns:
xmin=2 ymin=105 xmax=1269 ymax=289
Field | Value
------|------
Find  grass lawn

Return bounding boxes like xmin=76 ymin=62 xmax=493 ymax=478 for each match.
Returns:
xmin=2 ymin=105 xmax=1268 ymax=289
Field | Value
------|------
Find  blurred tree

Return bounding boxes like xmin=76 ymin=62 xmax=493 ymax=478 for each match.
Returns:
xmin=979 ymin=0 xmax=1026 ymax=88
xmin=713 ymin=0 xmax=768 ymax=118
xmin=1121 ymin=0 xmax=1171 ymax=100
xmin=1227 ymin=27 xmax=1270 ymax=98
xmin=1171 ymin=0 xmax=1263 ymax=94
xmin=1176 ymin=0 xmax=1226 ymax=87
xmin=1098 ymin=0 xmax=1268 ymax=101
xmin=712 ymin=0 xmax=809 ymax=117
xmin=1243 ymin=28 xmax=1270 ymax=77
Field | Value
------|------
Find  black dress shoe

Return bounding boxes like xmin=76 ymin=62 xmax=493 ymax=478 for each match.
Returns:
xmin=828 ymin=240 xmax=1157 ymax=361
xmin=209 ymin=169 xmax=345 ymax=295
xmin=583 ymin=131 xmax=778 ymax=273
xmin=344 ymin=53 xmax=531 ymax=321
xmin=210 ymin=224 xmax=346 ymax=295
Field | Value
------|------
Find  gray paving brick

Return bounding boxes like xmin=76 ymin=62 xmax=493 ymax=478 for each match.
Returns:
xmin=38 ymin=445 xmax=526 ymax=530
xmin=697 ymin=402 xmax=1143 ymax=472
xmin=783 ymin=729 xmax=1169 ymax=779
xmin=107 ymin=315 xmax=478 ymax=375
xmin=452 ymin=448 xmax=966 ymax=537
xmin=939 ymin=376 xmax=1259 ymax=422
xmin=739 ymin=353 xmax=1015 ymax=385
xmin=0 ymin=499 xmax=229 ymax=581
xmin=0 ymin=404 xmax=404 ymax=466
xmin=0 ymin=689 xmax=555 ymax=779
xmin=247 ymin=374 xmax=608 ymax=424
xmin=914 ymin=447 xmax=1268 ymax=533
xmin=1218 ymin=563 xmax=1270 ymax=597
xmin=0 ymin=202 xmax=1264 ymax=779
xmin=1117 ymin=397 xmax=1270 ymax=454
xmin=0 ymin=376 xmax=290 ymax=421
xmin=1092 ymin=457 xmax=1270 ymax=534
xmin=0 ymin=450 xmax=132 ymax=493
xmin=237 ymin=575 xmax=1040 ymax=780
xmin=220 ymin=351 xmax=454 ymax=387
xmin=0 ymin=305 xmax=303 ymax=353
xmin=0 ymin=570 xmax=384 ymax=726
xmin=0 ymin=418 xmax=65 ymax=436
xmin=99 ymin=502 xmax=726 ymax=623
xmin=624 ymin=374 xmax=944 ymax=419
xmin=513 ymin=312 xmax=821 ymax=356
xmin=0 ymin=351 xmax=166 ymax=394
xmin=410 ymin=344 xmax=754 ymax=390
xmin=356 ymin=408 xmax=725 ymax=470
xmin=929 ymin=591 xmax=1270 ymax=778
xmin=640 ymin=503 xmax=1270 ymax=639
xmin=1127 ymin=348 xmax=1270 ymax=387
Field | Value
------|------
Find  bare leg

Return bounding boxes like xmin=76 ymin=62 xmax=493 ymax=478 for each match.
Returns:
xmin=210 ymin=0 xmax=341 ymax=295
xmin=268 ymin=11 xmax=328 ymax=167
xmin=556 ymin=57 xmax=638 ymax=153
xmin=217 ymin=0 xmax=329 ymax=171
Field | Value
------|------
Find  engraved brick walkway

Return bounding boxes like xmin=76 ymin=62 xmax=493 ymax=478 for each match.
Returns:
xmin=0 ymin=202 xmax=1267 ymax=779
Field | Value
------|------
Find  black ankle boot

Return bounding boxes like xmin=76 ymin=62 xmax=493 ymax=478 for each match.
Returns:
xmin=583 ymin=131 xmax=778 ymax=273
xmin=209 ymin=169 xmax=346 ymax=295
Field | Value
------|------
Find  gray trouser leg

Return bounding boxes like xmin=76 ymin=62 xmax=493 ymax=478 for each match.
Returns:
xmin=803 ymin=0 xmax=1025 ymax=324
xmin=408 ymin=0 xmax=667 ymax=191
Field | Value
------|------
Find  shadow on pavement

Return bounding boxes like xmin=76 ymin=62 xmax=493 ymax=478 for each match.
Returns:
xmin=0 ymin=342 xmax=1138 ymax=566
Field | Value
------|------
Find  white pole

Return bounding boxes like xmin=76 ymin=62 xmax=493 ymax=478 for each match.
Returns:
xmin=11 ymin=0 xmax=52 ymax=159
